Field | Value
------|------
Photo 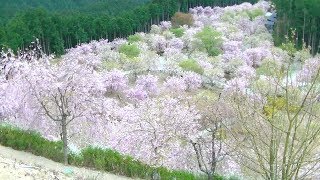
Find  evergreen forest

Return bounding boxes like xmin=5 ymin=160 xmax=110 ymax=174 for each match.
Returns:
xmin=0 ymin=0 xmax=257 ymax=55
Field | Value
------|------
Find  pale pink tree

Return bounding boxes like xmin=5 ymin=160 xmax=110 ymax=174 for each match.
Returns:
xmin=160 ymin=21 xmax=172 ymax=31
xmin=135 ymin=74 xmax=159 ymax=96
xmin=187 ymin=91 xmax=239 ymax=179
xmin=182 ymin=71 xmax=203 ymax=91
xmin=2 ymin=57 xmax=117 ymax=164
xmin=109 ymin=97 xmax=201 ymax=168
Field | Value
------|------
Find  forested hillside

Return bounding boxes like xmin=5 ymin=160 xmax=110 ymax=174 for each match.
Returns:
xmin=0 ymin=0 xmax=150 ymax=24
xmin=2 ymin=0 xmax=319 ymax=56
xmin=0 ymin=0 xmax=257 ymax=55
xmin=273 ymin=0 xmax=320 ymax=54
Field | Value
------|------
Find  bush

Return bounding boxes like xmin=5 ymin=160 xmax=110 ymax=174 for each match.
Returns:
xmin=0 ymin=125 xmax=208 ymax=179
xmin=127 ymin=34 xmax=142 ymax=44
xmin=102 ymin=61 xmax=121 ymax=70
xmin=170 ymin=27 xmax=185 ymax=38
xmin=228 ymin=175 xmax=242 ymax=180
xmin=119 ymin=44 xmax=140 ymax=58
xmin=280 ymin=41 xmax=297 ymax=57
xmin=0 ymin=125 xmax=64 ymax=162
xmin=196 ymin=26 xmax=223 ymax=57
xmin=246 ymin=8 xmax=264 ymax=21
xmin=179 ymin=59 xmax=204 ymax=75
xmin=171 ymin=12 xmax=194 ymax=28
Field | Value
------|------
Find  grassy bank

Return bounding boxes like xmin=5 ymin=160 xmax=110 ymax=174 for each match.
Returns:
xmin=0 ymin=125 xmax=227 ymax=179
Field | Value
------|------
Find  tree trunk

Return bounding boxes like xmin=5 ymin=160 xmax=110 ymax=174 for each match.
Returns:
xmin=62 ymin=116 xmax=68 ymax=165
xmin=211 ymin=131 xmax=217 ymax=176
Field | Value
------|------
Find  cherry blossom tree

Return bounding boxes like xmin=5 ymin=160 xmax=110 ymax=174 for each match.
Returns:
xmin=109 ymin=97 xmax=201 ymax=169
xmin=189 ymin=92 xmax=237 ymax=179
xmin=1 ymin=55 xmax=118 ymax=164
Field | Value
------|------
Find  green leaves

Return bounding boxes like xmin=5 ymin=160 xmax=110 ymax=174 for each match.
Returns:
xmin=119 ymin=44 xmax=140 ymax=58
xmin=0 ymin=125 xmax=64 ymax=162
xmin=196 ymin=26 xmax=223 ymax=57
xmin=179 ymin=59 xmax=204 ymax=75
xmin=245 ymin=8 xmax=264 ymax=21
xmin=127 ymin=34 xmax=142 ymax=44
xmin=170 ymin=27 xmax=185 ymax=37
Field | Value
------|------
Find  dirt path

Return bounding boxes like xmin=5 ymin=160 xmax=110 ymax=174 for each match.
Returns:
xmin=0 ymin=145 xmax=134 ymax=180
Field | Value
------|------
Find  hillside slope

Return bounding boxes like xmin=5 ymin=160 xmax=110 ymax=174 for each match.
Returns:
xmin=0 ymin=0 xmax=257 ymax=55
xmin=0 ymin=145 xmax=131 ymax=180
xmin=0 ymin=0 xmax=150 ymax=24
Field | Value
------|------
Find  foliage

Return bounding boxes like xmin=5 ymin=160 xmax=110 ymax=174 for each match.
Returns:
xmin=119 ymin=44 xmax=140 ymax=58
xmin=273 ymin=0 xmax=320 ymax=54
xmin=102 ymin=61 xmax=121 ymax=70
xmin=245 ymin=8 xmax=264 ymax=21
xmin=127 ymin=34 xmax=142 ymax=44
xmin=196 ymin=26 xmax=223 ymax=57
xmin=228 ymin=54 xmax=320 ymax=179
xmin=171 ymin=12 xmax=194 ymax=27
xmin=280 ymin=41 xmax=297 ymax=57
xmin=263 ymin=96 xmax=299 ymax=118
xmin=0 ymin=0 xmax=150 ymax=24
xmin=179 ymin=59 xmax=204 ymax=75
xmin=0 ymin=2 xmax=268 ymax=176
xmin=0 ymin=0 xmax=258 ymax=55
xmin=170 ymin=27 xmax=185 ymax=38
xmin=0 ymin=125 xmax=64 ymax=162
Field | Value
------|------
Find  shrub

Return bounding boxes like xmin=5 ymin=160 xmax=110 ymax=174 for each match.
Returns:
xmin=170 ymin=27 xmax=185 ymax=38
xmin=0 ymin=125 xmax=64 ymax=162
xmin=171 ymin=12 xmax=194 ymax=28
xmin=221 ymin=11 xmax=236 ymax=23
xmin=280 ymin=41 xmax=297 ymax=57
xmin=179 ymin=59 xmax=204 ymax=75
xmin=228 ymin=175 xmax=242 ymax=180
xmin=246 ymin=8 xmax=264 ymax=21
xmin=119 ymin=44 xmax=140 ymax=58
xmin=196 ymin=26 xmax=223 ymax=57
xmin=101 ymin=61 xmax=121 ymax=70
xmin=127 ymin=34 xmax=142 ymax=44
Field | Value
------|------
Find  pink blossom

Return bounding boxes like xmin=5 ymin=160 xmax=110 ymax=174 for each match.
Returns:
xmin=168 ymin=38 xmax=184 ymax=50
xmin=204 ymin=7 xmax=214 ymax=16
xmin=297 ymin=57 xmax=320 ymax=83
xmin=136 ymin=74 xmax=159 ymax=95
xmin=103 ymin=69 xmax=128 ymax=92
xmin=109 ymin=97 xmax=201 ymax=168
xmin=182 ymin=71 xmax=202 ymax=90
xmin=194 ymin=6 xmax=204 ymax=15
xmin=164 ymin=76 xmax=187 ymax=92
xmin=150 ymin=35 xmax=167 ymax=54
xmin=126 ymin=87 xmax=148 ymax=102
xmin=243 ymin=47 xmax=272 ymax=68
xmin=236 ymin=65 xmax=256 ymax=79
xmin=222 ymin=41 xmax=243 ymax=53
xmin=224 ymin=77 xmax=249 ymax=95
xmin=160 ymin=21 xmax=172 ymax=30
